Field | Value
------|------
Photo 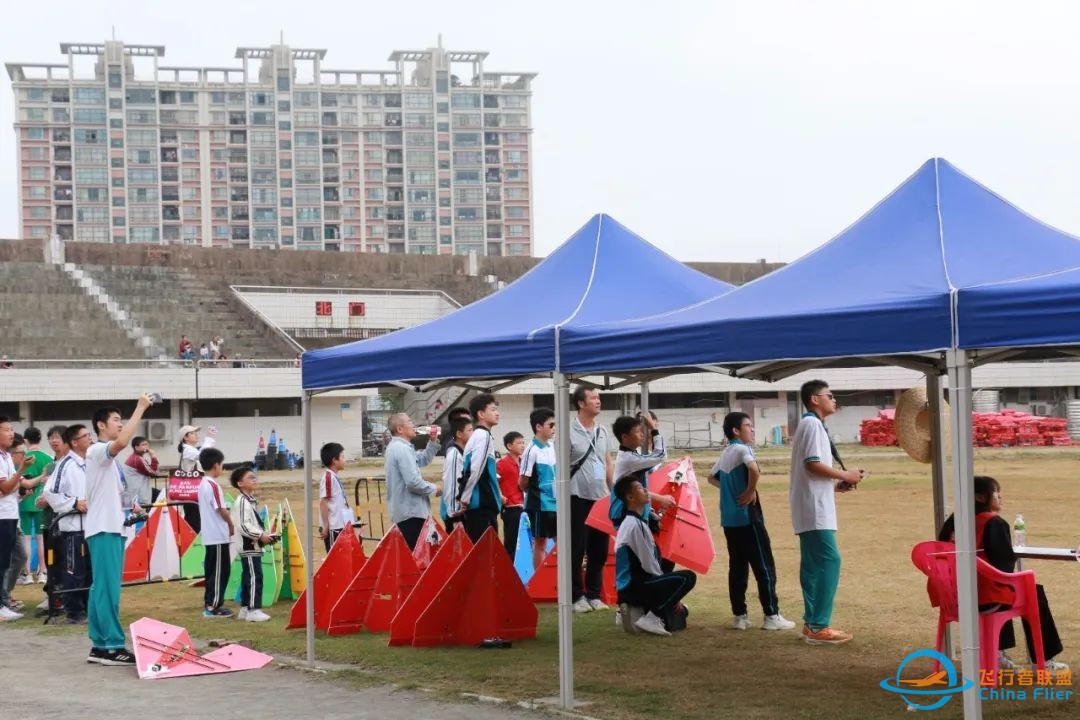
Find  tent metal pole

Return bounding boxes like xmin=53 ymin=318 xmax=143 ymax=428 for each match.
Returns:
xmin=945 ymin=350 xmax=982 ymax=720
xmin=553 ymin=372 xmax=574 ymax=710
xmin=640 ymin=381 xmax=650 ymax=416
xmin=925 ymin=371 xmax=951 ymax=659
xmin=302 ymin=390 xmax=315 ymax=666
xmin=925 ymin=373 xmax=948 ymax=536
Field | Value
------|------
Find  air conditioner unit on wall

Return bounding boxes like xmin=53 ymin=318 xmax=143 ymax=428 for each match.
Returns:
xmin=147 ymin=420 xmax=171 ymax=443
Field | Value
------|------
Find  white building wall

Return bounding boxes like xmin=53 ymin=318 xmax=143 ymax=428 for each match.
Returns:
xmin=237 ymin=289 xmax=456 ymax=332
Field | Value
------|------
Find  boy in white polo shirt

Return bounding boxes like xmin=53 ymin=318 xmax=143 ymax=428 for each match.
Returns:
xmin=319 ymin=442 xmax=353 ymax=551
xmin=198 ymin=447 xmax=234 ymax=618
xmin=84 ymin=395 xmax=152 ymax=665
xmin=789 ymin=380 xmax=865 ymax=646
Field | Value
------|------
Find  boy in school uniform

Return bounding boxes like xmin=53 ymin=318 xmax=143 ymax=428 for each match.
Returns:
xmin=496 ymin=431 xmax=525 ymax=558
xmin=440 ymin=416 xmax=473 ymax=535
xmin=613 ymin=475 xmax=696 ymax=637
xmin=84 ymin=397 xmax=152 ymax=665
xmin=457 ymin=393 xmax=502 ymax=543
xmin=610 ymin=414 xmax=676 ymax=530
xmin=319 ymin=442 xmax=353 ymax=552
xmin=41 ymin=424 xmax=92 ymax=624
xmin=790 ymin=380 xmax=865 ymax=646
xmin=520 ymin=408 xmax=557 ymax=569
xmin=197 ymin=447 xmax=234 ymax=618
xmin=231 ymin=466 xmax=273 ymax=622
xmin=710 ymin=412 xmax=795 ymax=632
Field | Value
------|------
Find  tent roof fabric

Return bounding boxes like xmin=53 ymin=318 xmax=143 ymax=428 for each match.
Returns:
xmin=559 ymin=159 xmax=1080 ymax=374
xmin=301 ymin=214 xmax=731 ymax=390
xmin=959 ymin=263 xmax=1080 ymax=350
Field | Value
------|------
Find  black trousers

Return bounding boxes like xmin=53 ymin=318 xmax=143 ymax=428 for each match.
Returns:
xmin=203 ymin=543 xmax=231 ymax=610
xmin=619 ymin=570 xmax=697 ymax=617
xmin=445 ymin=515 xmax=461 ymax=535
xmin=462 ymin=508 xmax=499 ymax=544
xmin=240 ymin=554 xmax=264 ymax=610
xmin=570 ymin=496 xmax=608 ymax=601
xmin=723 ymin=523 xmax=780 ymax=617
xmin=59 ymin=531 xmax=91 ymax=619
xmin=323 ymin=528 xmax=342 ymax=553
xmin=0 ymin=520 xmax=16 ymax=592
xmin=501 ymin=506 xmax=523 ymax=559
xmin=183 ymin=503 xmax=201 ymax=535
xmin=992 ymin=584 xmax=1064 ymax=661
xmin=397 ymin=517 xmax=427 ymax=551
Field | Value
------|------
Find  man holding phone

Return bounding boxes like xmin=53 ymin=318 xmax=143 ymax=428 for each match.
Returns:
xmin=789 ymin=380 xmax=865 ymax=646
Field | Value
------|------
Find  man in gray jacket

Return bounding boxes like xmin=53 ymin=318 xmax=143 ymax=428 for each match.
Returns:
xmin=383 ymin=413 xmax=441 ymax=550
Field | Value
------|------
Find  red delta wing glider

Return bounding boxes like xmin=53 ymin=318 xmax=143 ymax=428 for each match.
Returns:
xmin=586 ymin=457 xmax=714 ymax=574
xmin=131 ymin=618 xmax=272 ymax=679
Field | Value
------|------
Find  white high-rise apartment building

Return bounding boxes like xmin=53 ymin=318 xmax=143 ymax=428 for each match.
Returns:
xmin=7 ymin=39 xmax=536 ymax=255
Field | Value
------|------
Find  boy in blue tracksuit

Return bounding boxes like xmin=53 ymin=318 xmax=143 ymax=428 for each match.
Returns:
xmin=456 ymin=393 xmax=502 ymax=542
xmin=520 ymin=407 xmax=557 ymax=569
xmin=709 ymin=412 xmax=795 ymax=632
xmin=614 ymin=475 xmax=696 ymax=636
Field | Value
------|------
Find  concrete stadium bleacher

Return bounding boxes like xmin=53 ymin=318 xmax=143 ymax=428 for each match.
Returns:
xmin=81 ymin=264 xmax=297 ymax=360
xmin=0 ymin=261 xmax=144 ymax=359
xmin=0 ymin=238 xmax=784 ymax=359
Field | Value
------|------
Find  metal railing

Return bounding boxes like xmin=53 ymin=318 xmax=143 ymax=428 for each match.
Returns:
xmin=227 ymin=285 xmax=307 ymax=354
xmin=230 ymin=284 xmax=463 ymax=309
xmin=352 ymin=476 xmax=390 ymax=541
xmin=0 ymin=358 xmax=300 ymax=370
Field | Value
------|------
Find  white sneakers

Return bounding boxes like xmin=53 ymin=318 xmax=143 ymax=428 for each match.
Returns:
xmin=999 ymin=652 xmax=1069 ymax=674
xmin=732 ymin=613 xmax=797 ymax=631
xmin=16 ymin=573 xmax=33 ymax=586
xmin=0 ymin=606 xmax=24 ymax=621
xmin=244 ymin=609 xmax=271 ymax=623
xmin=633 ymin=611 xmax=670 ymax=636
xmin=36 ymin=571 xmax=47 ymax=584
xmin=572 ymin=597 xmax=592 ymax=613
xmin=237 ymin=608 xmax=247 ymax=621
xmin=762 ymin=614 xmax=797 ymax=631
xmin=587 ymin=598 xmax=609 ymax=611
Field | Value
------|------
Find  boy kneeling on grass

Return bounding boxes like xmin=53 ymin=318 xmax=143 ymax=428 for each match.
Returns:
xmin=231 ymin=467 xmax=273 ymax=623
xmin=613 ymin=475 xmax=696 ymax=636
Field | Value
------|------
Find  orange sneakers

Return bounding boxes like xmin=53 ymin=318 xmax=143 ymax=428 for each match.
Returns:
xmin=802 ymin=624 xmax=853 ymax=645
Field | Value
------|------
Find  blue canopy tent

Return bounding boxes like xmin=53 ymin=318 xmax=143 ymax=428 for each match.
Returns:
xmin=558 ymin=159 xmax=1080 ymax=374
xmin=297 ymin=214 xmax=732 ymax=709
xmin=301 ymin=213 xmax=731 ymax=391
xmin=557 ymin=159 xmax=1080 ymax=720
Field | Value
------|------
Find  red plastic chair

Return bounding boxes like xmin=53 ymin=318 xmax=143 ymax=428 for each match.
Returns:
xmin=910 ymin=540 xmax=1046 ymax=685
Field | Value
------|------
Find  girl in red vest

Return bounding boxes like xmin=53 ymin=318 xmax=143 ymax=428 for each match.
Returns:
xmin=938 ymin=476 xmax=1066 ymax=672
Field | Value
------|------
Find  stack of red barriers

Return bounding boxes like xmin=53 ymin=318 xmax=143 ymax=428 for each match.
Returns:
xmin=972 ymin=410 xmax=1072 ymax=447
xmin=860 ymin=408 xmax=1073 ymax=448
xmin=286 ymin=518 xmax=538 ymax=647
xmin=858 ymin=409 xmax=897 ymax=447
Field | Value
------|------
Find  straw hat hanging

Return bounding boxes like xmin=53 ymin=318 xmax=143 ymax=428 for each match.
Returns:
xmin=895 ymin=386 xmax=947 ymax=463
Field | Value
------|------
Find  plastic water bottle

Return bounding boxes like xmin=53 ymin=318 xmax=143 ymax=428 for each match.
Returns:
xmin=1013 ymin=514 xmax=1026 ymax=547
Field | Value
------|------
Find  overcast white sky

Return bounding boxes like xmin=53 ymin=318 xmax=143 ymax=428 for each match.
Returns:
xmin=3 ymin=0 xmax=1080 ymax=262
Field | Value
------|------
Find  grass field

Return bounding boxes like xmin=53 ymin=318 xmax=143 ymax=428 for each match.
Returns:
xmin=7 ymin=445 xmax=1080 ymax=719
